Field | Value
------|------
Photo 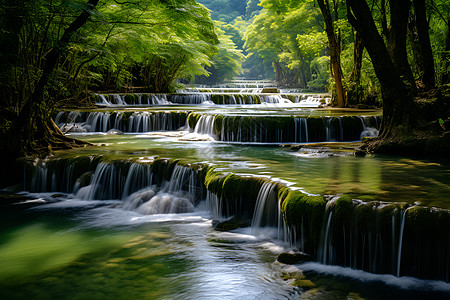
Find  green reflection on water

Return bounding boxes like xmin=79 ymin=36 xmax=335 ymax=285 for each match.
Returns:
xmin=0 ymin=214 xmax=191 ymax=299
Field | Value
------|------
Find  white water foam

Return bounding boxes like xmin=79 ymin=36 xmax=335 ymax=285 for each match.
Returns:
xmin=298 ymin=262 xmax=450 ymax=293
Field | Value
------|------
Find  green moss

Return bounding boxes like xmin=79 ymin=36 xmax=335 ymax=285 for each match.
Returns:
xmin=210 ymin=94 xmax=222 ymax=104
xmin=406 ymin=206 xmax=449 ymax=233
xmin=204 ymin=168 xmax=228 ymax=195
xmin=214 ymin=115 xmax=223 ymax=133
xmin=188 ymin=113 xmax=202 ymax=129
xmin=278 ymin=186 xmax=291 ymax=202
xmin=354 ymin=202 xmax=377 ymax=231
xmin=172 ymin=111 xmax=188 ymax=126
xmin=292 ymin=279 xmax=315 ymax=289
xmin=124 ymin=94 xmax=139 ymax=105
xmin=281 ymin=190 xmax=326 ymax=228
xmin=141 ymin=94 xmax=150 ymax=104
xmin=332 ymin=195 xmax=354 ymax=225
xmin=121 ymin=111 xmax=133 ymax=127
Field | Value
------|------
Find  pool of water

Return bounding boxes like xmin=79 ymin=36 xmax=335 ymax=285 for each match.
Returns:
xmin=63 ymin=132 xmax=450 ymax=208
xmin=74 ymin=104 xmax=382 ymax=118
xmin=1 ymin=194 xmax=449 ymax=299
xmin=2 ymin=109 xmax=450 ymax=299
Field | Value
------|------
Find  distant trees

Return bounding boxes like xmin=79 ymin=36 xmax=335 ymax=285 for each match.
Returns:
xmin=245 ymin=0 xmax=328 ymax=88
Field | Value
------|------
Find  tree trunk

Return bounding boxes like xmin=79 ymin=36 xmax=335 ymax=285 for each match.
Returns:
xmin=11 ymin=0 xmax=99 ymax=156
xmin=0 ymin=0 xmax=27 ymax=107
xmin=388 ymin=0 xmax=416 ymax=91
xmin=346 ymin=0 xmax=418 ymax=139
xmin=347 ymin=30 xmax=364 ymax=105
xmin=440 ymin=22 xmax=450 ymax=85
xmin=412 ymin=0 xmax=436 ymax=90
xmin=317 ymin=0 xmax=345 ymax=107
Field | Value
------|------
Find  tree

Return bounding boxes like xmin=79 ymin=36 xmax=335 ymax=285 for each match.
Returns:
xmin=0 ymin=0 xmax=98 ymax=158
xmin=316 ymin=0 xmax=345 ymax=107
xmin=346 ymin=0 xmax=449 ymax=154
xmin=0 ymin=0 xmax=219 ymax=160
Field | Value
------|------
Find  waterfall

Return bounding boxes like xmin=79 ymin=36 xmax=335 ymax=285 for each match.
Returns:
xmin=85 ymin=112 xmax=111 ymax=132
xmin=360 ymin=116 xmax=379 ymax=139
xmin=76 ymin=162 xmax=127 ymax=200
xmin=321 ymin=211 xmax=334 ymax=264
xmin=55 ymin=111 xmax=186 ymax=133
xmin=130 ymin=164 xmax=198 ymax=215
xmin=121 ymin=163 xmax=153 ymax=199
xmin=260 ymin=95 xmax=292 ymax=104
xmin=251 ymin=182 xmax=279 ymax=229
xmin=194 ymin=115 xmax=216 ymax=138
xmin=396 ymin=206 xmax=414 ymax=277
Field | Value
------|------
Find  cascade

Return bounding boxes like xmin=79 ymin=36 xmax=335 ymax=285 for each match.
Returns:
xmin=95 ymin=92 xmax=334 ymax=106
xmin=25 ymin=157 xmax=205 ymax=215
xmin=281 ymin=195 xmax=450 ymax=281
xmin=193 ymin=115 xmax=217 ymax=138
xmin=55 ymin=111 xmax=187 ymax=133
xmin=23 ymin=155 xmax=450 ymax=281
xmin=208 ymin=115 xmax=380 ymax=143
xmin=251 ymin=182 xmax=279 ymax=229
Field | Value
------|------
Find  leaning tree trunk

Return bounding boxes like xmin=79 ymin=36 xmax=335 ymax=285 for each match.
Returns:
xmin=346 ymin=0 xmax=418 ymax=140
xmin=317 ymin=0 xmax=345 ymax=107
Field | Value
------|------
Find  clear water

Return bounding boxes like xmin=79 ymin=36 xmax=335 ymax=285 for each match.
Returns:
xmin=64 ymin=132 xmax=450 ymax=208
xmin=2 ymin=103 xmax=450 ymax=299
xmin=1 ymin=193 xmax=449 ymax=299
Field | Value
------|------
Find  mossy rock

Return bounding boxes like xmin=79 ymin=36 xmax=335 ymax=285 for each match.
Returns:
xmin=188 ymin=113 xmax=202 ymax=129
xmin=261 ymin=88 xmax=279 ymax=93
xmin=141 ymin=94 xmax=150 ymax=104
xmin=214 ymin=115 xmax=223 ymax=133
xmin=354 ymin=202 xmax=377 ymax=231
xmin=277 ymin=252 xmax=313 ymax=264
xmin=332 ymin=195 xmax=354 ymax=226
xmin=406 ymin=206 xmax=450 ymax=234
xmin=281 ymin=190 xmax=326 ymax=228
xmin=204 ymin=168 xmax=228 ymax=195
xmin=215 ymin=216 xmax=251 ymax=231
xmin=124 ymin=94 xmax=139 ymax=105
xmin=292 ymin=279 xmax=315 ymax=289
xmin=121 ymin=111 xmax=134 ymax=127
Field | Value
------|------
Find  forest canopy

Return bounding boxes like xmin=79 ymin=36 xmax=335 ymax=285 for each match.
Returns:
xmin=0 ymin=0 xmax=449 ymax=158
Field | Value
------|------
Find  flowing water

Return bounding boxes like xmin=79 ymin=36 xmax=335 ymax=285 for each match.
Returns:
xmin=1 ymin=88 xmax=450 ymax=299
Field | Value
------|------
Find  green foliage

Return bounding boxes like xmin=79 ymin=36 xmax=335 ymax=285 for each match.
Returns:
xmin=196 ymin=21 xmax=245 ymax=85
xmin=244 ymin=0 xmax=326 ymax=86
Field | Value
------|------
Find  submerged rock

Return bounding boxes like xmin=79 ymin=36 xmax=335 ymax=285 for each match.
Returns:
xmin=214 ymin=216 xmax=251 ymax=231
xmin=354 ymin=149 xmax=366 ymax=156
xmin=277 ymin=252 xmax=313 ymax=264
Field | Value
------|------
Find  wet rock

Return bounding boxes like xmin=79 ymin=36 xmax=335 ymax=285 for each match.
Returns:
xmin=354 ymin=149 xmax=366 ymax=156
xmin=277 ymin=252 xmax=313 ymax=264
xmin=106 ymin=129 xmax=124 ymax=135
xmin=261 ymin=88 xmax=280 ymax=93
xmin=214 ymin=216 xmax=250 ymax=231
xmin=51 ymin=193 xmax=67 ymax=198
xmin=290 ymin=145 xmax=303 ymax=151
